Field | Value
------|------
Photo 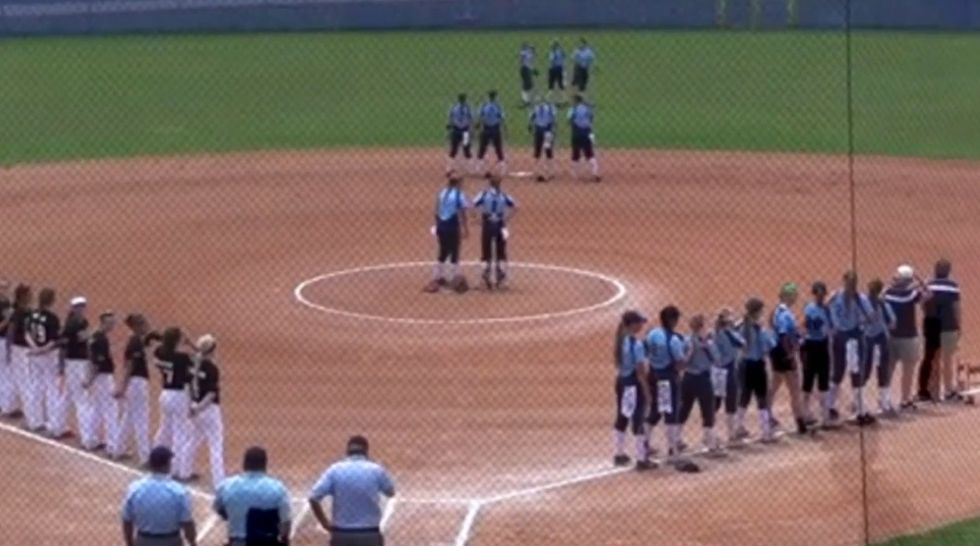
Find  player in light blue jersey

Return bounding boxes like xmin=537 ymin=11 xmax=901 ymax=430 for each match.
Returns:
xmin=567 ymin=95 xmax=600 ymax=182
xmin=445 ymin=93 xmax=474 ymax=176
xmin=528 ymin=98 xmax=558 ymax=182
xmin=547 ymin=40 xmax=567 ymax=104
xmin=518 ymin=43 xmax=537 ymax=108
xmin=571 ymin=38 xmax=597 ymax=95
xmin=424 ymin=177 xmax=470 ymax=294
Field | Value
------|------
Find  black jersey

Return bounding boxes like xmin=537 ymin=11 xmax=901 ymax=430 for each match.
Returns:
xmin=62 ymin=315 xmax=90 ymax=360
xmin=154 ymin=347 xmax=192 ymax=391
xmin=10 ymin=308 xmax=31 ymax=347
xmin=29 ymin=309 xmax=61 ymax=348
xmin=89 ymin=331 xmax=114 ymax=374
xmin=124 ymin=334 xmax=150 ymax=379
xmin=191 ymin=358 xmax=220 ymax=405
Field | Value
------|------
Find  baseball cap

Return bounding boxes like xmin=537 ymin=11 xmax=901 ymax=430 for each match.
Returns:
xmin=621 ymin=310 xmax=647 ymax=326
xmin=197 ymin=334 xmax=217 ymax=354
xmin=148 ymin=446 xmax=174 ymax=469
xmin=896 ymin=265 xmax=914 ymax=280
xmin=70 ymin=296 xmax=87 ymax=307
xmin=347 ymin=435 xmax=369 ymax=455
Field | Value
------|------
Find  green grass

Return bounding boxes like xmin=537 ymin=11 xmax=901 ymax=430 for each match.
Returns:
xmin=2 ymin=30 xmax=980 ymax=163
xmin=878 ymin=516 xmax=980 ymax=545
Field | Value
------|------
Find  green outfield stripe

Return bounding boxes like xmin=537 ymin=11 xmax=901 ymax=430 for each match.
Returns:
xmin=2 ymin=31 xmax=979 ymax=164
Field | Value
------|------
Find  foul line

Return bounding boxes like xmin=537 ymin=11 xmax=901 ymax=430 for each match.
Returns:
xmin=294 ymin=261 xmax=628 ymax=325
xmin=454 ymin=501 xmax=482 ymax=546
xmin=380 ymin=498 xmax=398 ymax=531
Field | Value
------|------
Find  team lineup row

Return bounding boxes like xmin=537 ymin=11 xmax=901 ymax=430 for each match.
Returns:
xmin=0 ymin=283 xmax=226 ymax=486
xmin=610 ymin=261 xmax=963 ymax=471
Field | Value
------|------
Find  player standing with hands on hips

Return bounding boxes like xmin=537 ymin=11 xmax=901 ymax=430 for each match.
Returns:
xmin=528 ymin=97 xmax=558 ymax=182
xmin=445 ymin=93 xmax=473 ymax=177
xmin=475 ymin=90 xmax=506 ymax=179
xmin=474 ymin=176 xmax=517 ymax=291
xmin=188 ymin=334 xmax=225 ymax=488
xmin=425 ymin=176 xmax=470 ymax=294
xmin=568 ymin=95 xmax=600 ymax=182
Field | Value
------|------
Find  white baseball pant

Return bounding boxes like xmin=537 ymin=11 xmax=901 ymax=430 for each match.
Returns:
xmin=31 ymin=352 xmax=67 ymax=436
xmin=15 ymin=346 xmax=43 ymax=430
xmin=155 ymin=389 xmax=193 ymax=478
xmin=116 ymin=377 xmax=151 ymax=465
xmin=64 ymin=359 xmax=95 ymax=446
xmin=0 ymin=339 xmax=18 ymax=414
xmin=88 ymin=373 xmax=121 ymax=455
xmin=190 ymin=404 xmax=225 ymax=486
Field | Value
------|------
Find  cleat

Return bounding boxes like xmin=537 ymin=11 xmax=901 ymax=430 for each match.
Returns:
xmin=423 ymin=280 xmax=441 ymax=293
xmin=484 ymin=172 xmax=493 ymax=179
xmin=49 ymin=430 xmax=75 ymax=440
xmin=535 ymin=175 xmax=546 ymax=182
xmin=828 ymin=408 xmax=840 ymax=421
xmin=900 ymin=401 xmax=918 ymax=412
xmin=635 ymin=459 xmax=657 ymax=472
xmin=495 ymin=270 xmax=507 ymax=289
xmin=704 ymin=446 xmax=727 ymax=459
xmin=613 ymin=454 xmax=631 ymax=467
xmin=733 ymin=427 xmax=751 ymax=441
xmin=593 ymin=175 xmax=602 ymax=182
xmin=2 ymin=410 xmax=23 ymax=419
xmin=760 ymin=432 xmax=779 ymax=444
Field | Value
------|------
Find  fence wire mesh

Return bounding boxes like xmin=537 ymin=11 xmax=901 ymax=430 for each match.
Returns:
xmin=1 ymin=1 xmax=978 ymax=545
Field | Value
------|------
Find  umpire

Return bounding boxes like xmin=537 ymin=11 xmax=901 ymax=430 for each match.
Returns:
xmin=309 ymin=436 xmax=396 ymax=546
xmin=122 ymin=446 xmax=197 ymax=546
xmin=213 ymin=446 xmax=292 ymax=546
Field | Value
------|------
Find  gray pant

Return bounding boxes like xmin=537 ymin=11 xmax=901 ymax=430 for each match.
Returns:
xmin=330 ymin=531 xmax=384 ymax=546
xmin=135 ymin=535 xmax=183 ymax=546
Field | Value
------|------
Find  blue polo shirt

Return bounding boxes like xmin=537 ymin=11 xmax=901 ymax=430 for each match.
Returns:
xmin=310 ymin=455 xmax=395 ymax=530
xmin=121 ymin=474 xmax=193 ymax=535
xmin=646 ymin=327 xmax=686 ymax=371
xmin=214 ymin=472 xmax=291 ymax=540
xmin=617 ymin=335 xmax=647 ymax=378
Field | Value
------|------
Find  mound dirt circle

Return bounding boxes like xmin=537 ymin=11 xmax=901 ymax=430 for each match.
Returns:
xmin=294 ymin=262 xmax=626 ymax=324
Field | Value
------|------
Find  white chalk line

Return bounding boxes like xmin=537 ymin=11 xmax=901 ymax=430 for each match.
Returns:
xmin=294 ymin=261 xmax=628 ymax=325
xmin=380 ymin=497 xmax=398 ymax=531
xmin=197 ymin=513 xmax=221 ymax=543
xmin=290 ymin=497 xmax=312 ymax=539
xmin=454 ymin=501 xmax=483 ymax=546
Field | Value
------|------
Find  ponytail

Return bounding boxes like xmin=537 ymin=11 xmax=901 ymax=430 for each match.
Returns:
xmin=613 ymin=320 xmax=628 ymax=369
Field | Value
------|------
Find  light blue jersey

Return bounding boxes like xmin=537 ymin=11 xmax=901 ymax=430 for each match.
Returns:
xmin=435 ymin=187 xmax=469 ymax=222
xmin=741 ymin=323 xmax=772 ymax=361
xmin=864 ymin=298 xmax=896 ymax=338
xmin=618 ymin=335 xmax=648 ymax=378
xmin=479 ymin=101 xmax=504 ymax=128
xmin=686 ymin=335 xmax=717 ymax=374
xmin=519 ymin=46 xmax=535 ymax=69
xmin=530 ymin=102 xmax=557 ymax=129
xmin=803 ymin=302 xmax=832 ymax=341
xmin=568 ymin=103 xmax=594 ymax=130
xmin=473 ymin=188 xmax=515 ymax=224
xmin=448 ymin=103 xmax=472 ymax=130
xmin=828 ymin=292 xmax=871 ymax=332
xmin=549 ymin=46 xmax=565 ymax=68
xmin=573 ymin=45 xmax=596 ymax=68
xmin=772 ymin=304 xmax=800 ymax=345
xmin=647 ymin=327 xmax=686 ymax=371
xmin=714 ymin=327 xmax=745 ymax=365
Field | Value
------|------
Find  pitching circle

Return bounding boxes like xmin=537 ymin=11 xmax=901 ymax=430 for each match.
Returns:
xmin=293 ymin=261 xmax=628 ymax=325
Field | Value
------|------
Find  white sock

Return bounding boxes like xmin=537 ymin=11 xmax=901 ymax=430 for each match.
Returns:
xmin=644 ymin=425 xmax=653 ymax=447
xmin=482 ymin=262 xmax=490 ymax=275
xmin=668 ymin=424 xmax=682 ymax=450
xmin=703 ymin=428 xmax=716 ymax=449
xmin=726 ymin=414 xmax=736 ymax=439
xmin=828 ymin=383 xmax=839 ymax=410
xmin=476 ymin=160 xmax=485 ymax=173
xmin=432 ymin=262 xmax=444 ymax=280
xmin=614 ymin=430 xmax=625 ymax=456
xmin=589 ymin=157 xmax=599 ymax=176
xmin=498 ymin=161 xmax=508 ymax=176
xmin=760 ymin=409 xmax=772 ymax=436
xmin=521 ymin=91 xmax=529 ymax=103
xmin=855 ymin=388 xmax=866 ymax=416
xmin=498 ymin=261 xmax=508 ymax=275
xmin=735 ymin=408 xmax=746 ymax=430
xmin=821 ymin=391 xmax=832 ymax=420
xmin=449 ymin=262 xmax=460 ymax=279
xmin=634 ymin=435 xmax=648 ymax=460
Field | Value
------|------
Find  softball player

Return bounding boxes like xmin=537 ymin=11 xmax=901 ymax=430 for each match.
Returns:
xmin=26 ymin=288 xmax=64 ymax=437
xmin=571 ymin=38 xmax=596 ymax=94
xmin=734 ymin=297 xmax=776 ymax=443
xmin=801 ymin=282 xmax=833 ymax=425
xmin=518 ymin=43 xmax=537 ymax=108
xmin=567 ymin=95 xmax=600 ymax=182
xmin=646 ymin=305 xmax=687 ymax=458
xmin=546 ymin=40 xmax=566 ymax=104
xmin=769 ymin=283 xmax=811 ymax=435
xmin=712 ymin=308 xmax=744 ymax=444
xmin=865 ymin=279 xmax=897 ymax=416
xmin=679 ymin=314 xmax=724 ymax=455
xmin=528 ymin=98 xmax=558 ymax=182
xmin=114 ymin=313 xmax=153 ymax=467
xmin=62 ymin=297 xmax=94 ymax=445
xmin=475 ymin=90 xmax=507 ymax=179
xmin=612 ymin=311 xmax=654 ymax=471
xmin=424 ymin=177 xmax=470 ymax=293
xmin=188 ymin=334 xmax=225 ymax=487
xmin=153 ymin=327 xmax=196 ymax=481
xmin=445 ymin=93 xmax=474 ymax=176
xmin=473 ymin=176 xmax=517 ymax=290
xmin=828 ymin=271 xmax=873 ymax=425
xmin=87 ymin=312 xmax=123 ymax=458
xmin=8 ymin=285 xmax=33 ymax=430
xmin=0 ymin=281 xmax=18 ymax=417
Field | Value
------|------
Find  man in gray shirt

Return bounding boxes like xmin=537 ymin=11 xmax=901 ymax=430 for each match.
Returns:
xmin=309 ymin=436 xmax=395 ymax=546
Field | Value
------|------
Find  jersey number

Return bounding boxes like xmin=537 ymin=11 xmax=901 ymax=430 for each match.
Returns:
xmin=30 ymin=321 xmax=47 ymax=345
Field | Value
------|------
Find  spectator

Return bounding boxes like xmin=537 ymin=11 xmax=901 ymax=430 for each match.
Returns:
xmin=309 ymin=435 xmax=395 ymax=546
xmin=213 ymin=446 xmax=292 ymax=546
xmin=929 ymin=259 xmax=962 ymax=400
xmin=121 ymin=446 xmax=197 ymax=546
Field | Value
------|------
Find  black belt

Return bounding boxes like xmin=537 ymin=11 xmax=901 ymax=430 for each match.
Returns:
xmin=330 ymin=527 xmax=380 ymax=534
xmin=138 ymin=530 xmax=179 ymax=538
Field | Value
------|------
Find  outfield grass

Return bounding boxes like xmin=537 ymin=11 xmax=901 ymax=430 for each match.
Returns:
xmin=878 ymin=517 xmax=980 ymax=546
xmin=2 ymin=30 xmax=979 ymax=163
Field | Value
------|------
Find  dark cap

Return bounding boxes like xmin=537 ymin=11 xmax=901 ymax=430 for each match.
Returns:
xmin=243 ymin=446 xmax=268 ymax=472
xmin=149 ymin=446 xmax=173 ymax=470
xmin=811 ymin=281 xmax=828 ymax=295
xmin=347 ymin=435 xmax=369 ymax=455
xmin=621 ymin=310 xmax=647 ymax=326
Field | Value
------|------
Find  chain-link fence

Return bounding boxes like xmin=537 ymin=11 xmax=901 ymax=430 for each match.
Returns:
xmin=1 ymin=1 xmax=978 ymax=545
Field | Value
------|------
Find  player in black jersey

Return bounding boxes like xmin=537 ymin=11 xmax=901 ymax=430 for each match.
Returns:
xmin=0 ymin=280 xmax=18 ymax=417
xmin=26 ymin=288 xmax=62 ymax=435
xmin=61 ymin=297 xmax=92 ymax=445
xmin=87 ymin=312 xmax=123 ymax=457
xmin=115 ymin=313 xmax=153 ymax=466
xmin=188 ymin=334 xmax=225 ymax=486
xmin=153 ymin=327 xmax=197 ymax=481
xmin=8 ymin=285 xmax=33 ymax=429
